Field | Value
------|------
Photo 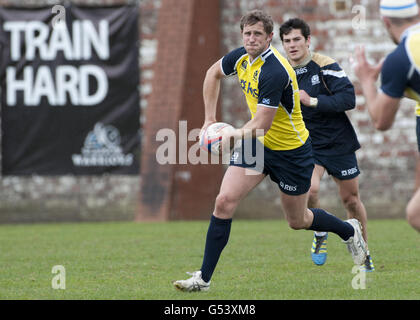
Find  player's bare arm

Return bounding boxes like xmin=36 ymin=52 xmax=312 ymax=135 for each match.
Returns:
xmin=201 ymin=59 xmax=224 ymax=133
xmin=242 ymin=105 xmax=277 ymax=135
xmin=221 ymin=105 xmax=277 ymax=151
xmin=354 ymin=46 xmax=400 ymax=130
xmin=365 ymin=93 xmax=400 ymax=130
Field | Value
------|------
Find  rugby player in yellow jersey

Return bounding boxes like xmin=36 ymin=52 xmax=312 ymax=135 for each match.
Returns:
xmin=354 ymin=0 xmax=420 ymax=232
xmin=174 ymin=10 xmax=367 ymax=292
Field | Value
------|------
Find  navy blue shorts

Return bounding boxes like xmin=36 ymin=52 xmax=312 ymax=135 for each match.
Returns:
xmin=229 ymin=138 xmax=314 ymax=195
xmin=314 ymin=152 xmax=360 ymax=180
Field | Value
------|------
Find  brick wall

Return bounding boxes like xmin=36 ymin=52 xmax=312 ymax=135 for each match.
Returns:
xmin=136 ymin=0 xmax=223 ymax=221
xmin=0 ymin=0 xmax=418 ymax=223
xmin=219 ymin=0 xmax=420 ymax=219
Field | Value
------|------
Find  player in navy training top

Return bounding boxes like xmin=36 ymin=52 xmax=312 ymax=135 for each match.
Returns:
xmin=354 ymin=0 xmax=420 ymax=232
xmin=280 ymin=18 xmax=374 ymax=271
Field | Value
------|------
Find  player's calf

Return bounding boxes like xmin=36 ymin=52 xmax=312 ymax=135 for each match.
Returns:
xmin=287 ymin=216 xmax=309 ymax=230
xmin=405 ymin=194 xmax=420 ymax=232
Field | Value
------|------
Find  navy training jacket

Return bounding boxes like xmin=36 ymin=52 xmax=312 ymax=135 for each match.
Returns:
xmin=294 ymin=52 xmax=360 ymax=156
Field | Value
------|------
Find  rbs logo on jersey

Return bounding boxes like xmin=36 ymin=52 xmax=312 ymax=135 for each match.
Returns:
xmin=240 ymin=80 xmax=259 ymax=98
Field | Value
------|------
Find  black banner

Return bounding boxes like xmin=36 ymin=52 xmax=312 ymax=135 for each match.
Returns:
xmin=0 ymin=5 xmax=140 ymax=175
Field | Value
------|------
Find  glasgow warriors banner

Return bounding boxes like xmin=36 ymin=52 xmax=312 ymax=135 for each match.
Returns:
xmin=0 ymin=5 xmax=140 ymax=175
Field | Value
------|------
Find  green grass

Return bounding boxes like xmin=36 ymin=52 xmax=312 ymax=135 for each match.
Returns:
xmin=0 ymin=219 xmax=419 ymax=299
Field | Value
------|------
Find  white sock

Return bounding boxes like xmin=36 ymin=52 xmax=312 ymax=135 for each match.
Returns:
xmin=314 ymin=231 xmax=327 ymax=237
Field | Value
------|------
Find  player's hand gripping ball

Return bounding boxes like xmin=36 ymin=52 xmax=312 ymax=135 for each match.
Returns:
xmin=200 ymin=122 xmax=235 ymax=155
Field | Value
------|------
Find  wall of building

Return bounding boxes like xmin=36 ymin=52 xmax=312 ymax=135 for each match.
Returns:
xmin=219 ymin=0 xmax=419 ymax=219
xmin=0 ymin=0 xmax=418 ymax=223
xmin=136 ymin=0 xmax=223 ymax=221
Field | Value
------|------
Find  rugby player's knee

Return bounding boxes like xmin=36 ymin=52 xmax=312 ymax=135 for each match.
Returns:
xmin=214 ymin=193 xmax=238 ymax=218
xmin=406 ymin=204 xmax=420 ymax=231
xmin=309 ymin=182 xmax=320 ymax=195
xmin=341 ymin=193 xmax=360 ymax=212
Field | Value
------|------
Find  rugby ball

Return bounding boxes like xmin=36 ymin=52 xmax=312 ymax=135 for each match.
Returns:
xmin=200 ymin=122 xmax=235 ymax=155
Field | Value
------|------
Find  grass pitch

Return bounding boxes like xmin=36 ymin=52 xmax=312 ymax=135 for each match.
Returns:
xmin=0 ymin=219 xmax=419 ymax=300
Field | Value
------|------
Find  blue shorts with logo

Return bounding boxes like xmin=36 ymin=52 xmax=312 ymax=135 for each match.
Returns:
xmin=229 ymin=138 xmax=314 ymax=195
xmin=313 ymin=152 xmax=360 ymax=180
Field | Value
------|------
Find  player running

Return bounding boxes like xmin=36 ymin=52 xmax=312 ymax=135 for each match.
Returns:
xmin=174 ymin=10 xmax=367 ymax=292
xmin=354 ymin=0 xmax=420 ymax=232
xmin=280 ymin=18 xmax=374 ymax=271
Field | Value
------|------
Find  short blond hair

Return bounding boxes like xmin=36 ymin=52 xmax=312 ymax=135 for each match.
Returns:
xmin=240 ymin=10 xmax=274 ymax=35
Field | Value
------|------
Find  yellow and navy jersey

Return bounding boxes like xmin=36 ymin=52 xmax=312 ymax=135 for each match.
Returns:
xmin=221 ymin=45 xmax=309 ymax=151
xmin=380 ymin=22 xmax=420 ymax=115
xmin=294 ymin=52 xmax=360 ymax=156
